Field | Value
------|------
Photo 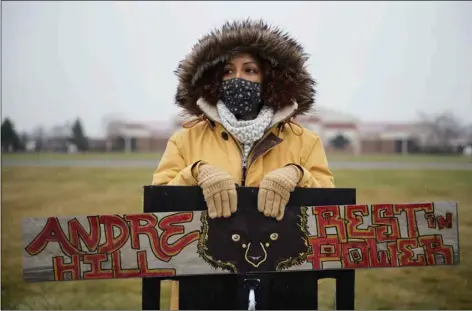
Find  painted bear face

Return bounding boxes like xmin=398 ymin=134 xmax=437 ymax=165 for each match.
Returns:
xmin=197 ymin=207 xmax=310 ymax=274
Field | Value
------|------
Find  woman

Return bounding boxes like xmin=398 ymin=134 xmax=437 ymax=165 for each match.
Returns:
xmin=152 ymin=19 xmax=334 ymax=221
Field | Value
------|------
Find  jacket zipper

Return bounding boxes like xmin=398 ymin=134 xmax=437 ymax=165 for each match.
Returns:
xmin=223 ymin=124 xmax=279 ymax=186
xmin=241 ymin=127 xmax=278 ymax=186
xmin=241 ymin=166 xmax=247 ymax=186
xmin=223 ymin=131 xmax=246 ymax=186
xmin=246 ymin=129 xmax=273 ymax=167
xmin=240 ymin=134 xmax=266 ymax=186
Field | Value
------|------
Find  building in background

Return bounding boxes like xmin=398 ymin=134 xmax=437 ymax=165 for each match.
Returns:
xmin=105 ymin=118 xmax=176 ymax=153
xmin=358 ymin=122 xmax=420 ymax=154
xmin=102 ymin=107 xmax=442 ymax=155
xmin=296 ymin=109 xmax=437 ymax=155
xmin=28 ymin=106 xmax=461 ymax=155
xmin=296 ymin=107 xmax=361 ymax=154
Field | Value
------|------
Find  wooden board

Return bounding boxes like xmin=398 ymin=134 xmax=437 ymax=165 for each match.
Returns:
xmin=22 ymin=201 xmax=460 ymax=282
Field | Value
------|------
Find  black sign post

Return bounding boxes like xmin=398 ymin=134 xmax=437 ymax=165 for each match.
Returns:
xmin=142 ymin=186 xmax=356 ymax=310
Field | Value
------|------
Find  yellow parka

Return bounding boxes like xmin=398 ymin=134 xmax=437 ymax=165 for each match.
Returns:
xmin=152 ymin=99 xmax=334 ymax=188
xmin=151 ymin=20 xmax=335 ymax=188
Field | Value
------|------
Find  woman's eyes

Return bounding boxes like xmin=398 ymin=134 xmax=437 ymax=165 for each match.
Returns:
xmin=223 ymin=68 xmax=259 ymax=75
xmin=246 ymin=68 xmax=258 ymax=74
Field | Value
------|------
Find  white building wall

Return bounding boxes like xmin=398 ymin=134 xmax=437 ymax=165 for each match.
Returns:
xmin=119 ymin=127 xmax=152 ymax=138
xmin=379 ymin=130 xmax=414 ymax=140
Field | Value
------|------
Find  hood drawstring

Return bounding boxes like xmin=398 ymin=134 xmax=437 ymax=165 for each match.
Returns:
xmin=182 ymin=115 xmax=215 ymax=129
xmin=278 ymin=120 xmax=304 ymax=136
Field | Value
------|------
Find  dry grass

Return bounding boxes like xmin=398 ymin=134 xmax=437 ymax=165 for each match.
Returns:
xmin=1 ymin=167 xmax=471 ymax=310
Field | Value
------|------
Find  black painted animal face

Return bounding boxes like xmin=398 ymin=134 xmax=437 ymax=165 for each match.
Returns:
xmin=197 ymin=207 xmax=309 ymax=274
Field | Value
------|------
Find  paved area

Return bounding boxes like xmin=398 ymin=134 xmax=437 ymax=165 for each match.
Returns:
xmin=3 ymin=159 xmax=472 ymax=170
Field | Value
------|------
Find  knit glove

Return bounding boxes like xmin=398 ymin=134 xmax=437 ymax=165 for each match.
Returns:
xmin=196 ymin=163 xmax=237 ymax=219
xmin=258 ymin=165 xmax=302 ymax=221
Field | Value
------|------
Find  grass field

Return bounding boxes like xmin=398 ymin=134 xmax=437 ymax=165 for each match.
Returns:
xmin=2 ymin=151 xmax=472 ymax=163
xmin=2 ymin=166 xmax=472 ymax=309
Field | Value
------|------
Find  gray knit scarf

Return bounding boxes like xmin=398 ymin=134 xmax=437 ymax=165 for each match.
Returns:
xmin=217 ymin=102 xmax=274 ymax=167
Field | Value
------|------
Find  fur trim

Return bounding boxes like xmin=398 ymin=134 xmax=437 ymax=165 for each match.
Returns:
xmin=175 ymin=19 xmax=316 ymax=118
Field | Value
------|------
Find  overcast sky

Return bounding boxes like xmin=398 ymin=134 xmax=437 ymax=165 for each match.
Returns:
xmin=2 ymin=1 xmax=471 ymax=137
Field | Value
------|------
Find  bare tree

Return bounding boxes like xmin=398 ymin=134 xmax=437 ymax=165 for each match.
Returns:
xmin=417 ymin=111 xmax=465 ymax=148
xmin=465 ymin=124 xmax=472 ymax=142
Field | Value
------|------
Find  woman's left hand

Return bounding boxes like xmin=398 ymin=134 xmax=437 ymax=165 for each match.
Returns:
xmin=258 ymin=165 xmax=302 ymax=221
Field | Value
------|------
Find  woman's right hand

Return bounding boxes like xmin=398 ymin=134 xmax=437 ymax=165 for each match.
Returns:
xmin=195 ymin=163 xmax=237 ymax=219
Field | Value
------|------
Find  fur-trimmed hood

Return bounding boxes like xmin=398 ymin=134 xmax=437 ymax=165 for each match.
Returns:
xmin=174 ymin=19 xmax=316 ymax=119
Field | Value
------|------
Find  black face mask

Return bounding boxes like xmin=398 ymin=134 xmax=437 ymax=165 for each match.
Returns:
xmin=219 ymin=78 xmax=262 ymax=119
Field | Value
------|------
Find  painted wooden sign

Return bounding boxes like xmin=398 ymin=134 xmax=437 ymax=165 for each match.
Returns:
xmin=22 ymin=201 xmax=459 ymax=282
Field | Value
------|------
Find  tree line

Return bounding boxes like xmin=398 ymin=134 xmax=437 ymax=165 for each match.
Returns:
xmin=1 ymin=117 xmax=89 ymax=152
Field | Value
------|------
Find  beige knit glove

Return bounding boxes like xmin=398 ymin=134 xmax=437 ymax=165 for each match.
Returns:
xmin=196 ymin=163 xmax=237 ymax=219
xmin=258 ymin=165 xmax=302 ymax=221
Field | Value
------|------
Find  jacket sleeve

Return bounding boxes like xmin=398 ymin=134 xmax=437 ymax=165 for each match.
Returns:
xmin=295 ymin=136 xmax=335 ymax=188
xmin=151 ymin=131 xmax=199 ymax=186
